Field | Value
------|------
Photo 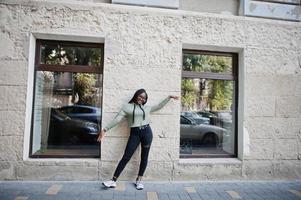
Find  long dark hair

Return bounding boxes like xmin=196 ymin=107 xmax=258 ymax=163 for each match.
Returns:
xmin=128 ymin=89 xmax=148 ymax=105
xmin=128 ymin=89 xmax=148 ymax=123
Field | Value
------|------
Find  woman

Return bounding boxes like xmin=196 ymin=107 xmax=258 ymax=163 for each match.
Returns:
xmin=97 ymin=89 xmax=179 ymax=190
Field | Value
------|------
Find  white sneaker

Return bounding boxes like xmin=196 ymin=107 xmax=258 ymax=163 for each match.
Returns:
xmin=135 ymin=180 xmax=144 ymax=190
xmin=102 ymin=180 xmax=117 ymax=188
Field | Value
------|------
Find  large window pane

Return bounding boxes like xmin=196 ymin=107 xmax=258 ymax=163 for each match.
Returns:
xmin=180 ymin=78 xmax=236 ymax=157
xmin=31 ymin=72 xmax=102 ymax=157
xmin=180 ymin=51 xmax=237 ymax=158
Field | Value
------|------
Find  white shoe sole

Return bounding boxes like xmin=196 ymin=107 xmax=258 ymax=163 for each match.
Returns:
xmin=102 ymin=182 xmax=116 ymax=188
xmin=135 ymin=184 xmax=144 ymax=190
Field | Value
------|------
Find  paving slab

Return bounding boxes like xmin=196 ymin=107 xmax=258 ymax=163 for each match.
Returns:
xmin=0 ymin=180 xmax=301 ymax=200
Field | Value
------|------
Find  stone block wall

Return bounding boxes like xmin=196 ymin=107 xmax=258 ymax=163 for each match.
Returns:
xmin=0 ymin=0 xmax=300 ymax=180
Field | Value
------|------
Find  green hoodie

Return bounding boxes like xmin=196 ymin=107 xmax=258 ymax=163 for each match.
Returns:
xmin=104 ymin=97 xmax=171 ymax=132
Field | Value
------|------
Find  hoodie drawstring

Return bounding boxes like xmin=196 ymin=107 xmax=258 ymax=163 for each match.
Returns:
xmin=132 ymin=104 xmax=136 ymax=124
xmin=132 ymin=104 xmax=145 ymax=124
xmin=139 ymin=104 xmax=145 ymax=121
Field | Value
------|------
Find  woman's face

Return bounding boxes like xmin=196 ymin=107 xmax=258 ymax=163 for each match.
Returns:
xmin=136 ymin=92 xmax=146 ymax=105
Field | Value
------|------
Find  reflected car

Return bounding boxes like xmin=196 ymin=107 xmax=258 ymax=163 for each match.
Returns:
xmin=181 ymin=111 xmax=210 ymax=125
xmin=58 ymin=105 xmax=101 ymax=124
xmin=209 ymin=111 xmax=232 ymax=129
xmin=48 ymin=108 xmax=100 ymax=145
xmin=197 ymin=110 xmax=232 ymax=128
xmin=196 ymin=111 xmax=217 ymax=120
xmin=180 ymin=115 xmax=228 ymax=146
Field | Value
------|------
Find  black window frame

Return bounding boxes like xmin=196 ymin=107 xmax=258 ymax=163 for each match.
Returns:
xmin=180 ymin=49 xmax=238 ymax=159
xmin=29 ymin=39 xmax=104 ymax=158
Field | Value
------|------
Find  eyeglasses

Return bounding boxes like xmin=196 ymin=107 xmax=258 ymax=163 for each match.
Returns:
xmin=137 ymin=95 xmax=146 ymax=100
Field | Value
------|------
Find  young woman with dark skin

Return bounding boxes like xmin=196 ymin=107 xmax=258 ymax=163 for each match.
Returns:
xmin=97 ymin=89 xmax=179 ymax=190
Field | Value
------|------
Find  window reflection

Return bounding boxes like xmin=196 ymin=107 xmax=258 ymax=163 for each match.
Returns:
xmin=180 ymin=52 xmax=237 ymax=158
xmin=183 ymin=53 xmax=232 ymax=73
xmin=31 ymin=71 xmax=102 ymax=157
xmin=40 ymin=44 xmax=102 ymax=67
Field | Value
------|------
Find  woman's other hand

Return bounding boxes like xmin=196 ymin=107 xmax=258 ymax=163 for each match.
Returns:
xmin=97 ymin=129 xmax=106 ymax=142
xmin=169 ymin=95 xmax=180 ymax=100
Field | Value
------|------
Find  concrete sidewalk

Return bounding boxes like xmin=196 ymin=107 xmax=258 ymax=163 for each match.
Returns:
xmin=1 ymin=180 xmax=301 ymax=200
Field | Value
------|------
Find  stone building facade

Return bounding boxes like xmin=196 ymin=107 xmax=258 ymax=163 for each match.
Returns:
xmin=0 ymin=0 xmax=300 ymax=180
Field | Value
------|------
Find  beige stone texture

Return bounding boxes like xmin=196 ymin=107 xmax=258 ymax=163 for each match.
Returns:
xmin=0 ymin=86 xmax=27 ymax=111
xmin=245 ymin=47 xmax=300 ymax=75
xmin=296 ymin=76 xmax=301 ymax=95
xmin=245 ymin=117 xmax=301 ymax=139
xmin=148 ymin=138 xmax=179 ymax=161
xmin=244 ymin=20 xmax=299 ymax=49
xmin=273 ymin=160 xmax=301 ymax=179
xmin=181 ymin=16 xmax=245 ymax=48
xmin=16 ymin=163 xmax=99 ymax=180
xmin=22 ymin=159 xmax=98 ymax=167
xmin=245 ymin=96 xmax=276 ymax=117
xmin=0 ymin=61 xmax=28 ymax=86
xmin=297 ymin=127 xmax=301 ymax=157
xmin=244 ymin=139 xmax=274 ymax=160
xmin=140 ymin=161 xmax=174 ymax=180
xmin=274 ymin=139 xmax=298 ymax=159
xmin=0 ymin=31 xmax=19 ymax=60
xmin=275 ymin=76 xmax=301 ymax=96
xmin=0 ymin=162 xmax=16 ymax=180
xmin=173 ymin=162 xmax=242 ymax=180
xmin=274 ymin=118 xmax=301 ymax=139
xmin=104 ymin=67 xmax=181 ymax=92
xmin=244 ymin=117 xmax=274 ymax=139
xmin=276 ymin=96 xmax=301 ymax=118
xmin=246 ymin=75 xmax=301 ymax=96
xmin=0 ymin=0 xmax=300 ymax=180
xmin=242 ymin=160 xmax=274 ymax=179
xmin=246 ymin=76 xmax=279 ymax=97
xmin=0 ymin=111 xmax=26 ymax=136
xmin=0 ymin=136 xmax=23 ymax=162
xmin=0 ymin=5 xmax=28 ymax=61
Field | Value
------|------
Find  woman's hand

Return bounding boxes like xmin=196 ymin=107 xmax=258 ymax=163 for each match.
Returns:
xmin=97 ymin=129 xmax=106 ymax=142
xmin=169 ymin=95 xmax=180 ymax=100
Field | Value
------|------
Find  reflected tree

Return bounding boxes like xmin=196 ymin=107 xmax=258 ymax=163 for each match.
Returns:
xmin=74 ymin=73 xmax=97 ymax=105
xmin=41 ymin=44 xmax=101 ymax=66
xmin=182 ymin=54 xmax=233 ymax=111
xmin=181 ymin=78 xmax=197 ymax=111
xmin=40 ymin=44 xmax=101 ymax=106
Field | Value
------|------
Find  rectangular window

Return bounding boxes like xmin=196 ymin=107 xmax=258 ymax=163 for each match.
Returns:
xmin=30 ymin=40 xmax=104 ymax=158
xmin=180 ymin=50 xmax=238 ymax=158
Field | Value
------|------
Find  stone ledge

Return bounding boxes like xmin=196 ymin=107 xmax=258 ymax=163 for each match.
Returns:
xmin=22 ymin=158 xmax=99 ymax=167
xmin=15 ymin=164 xmax=99 ymax=180
xmin=174 ymin=161 xmax=242 ymax=180
xmin=178 ymin=158 xmax=242 ymax=165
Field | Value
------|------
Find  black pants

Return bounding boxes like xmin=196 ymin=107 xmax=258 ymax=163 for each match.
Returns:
xmin=113 ymin=124 xmax=153 ymax=179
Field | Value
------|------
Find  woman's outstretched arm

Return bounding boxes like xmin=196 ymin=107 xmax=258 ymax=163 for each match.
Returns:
xmin=97 ymin=107 xmax=127 ymax=142
xmin=150 ymin=95 xmax=179 ymax=113
xmin=104 ymin=108 xmax=127 ymax=132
